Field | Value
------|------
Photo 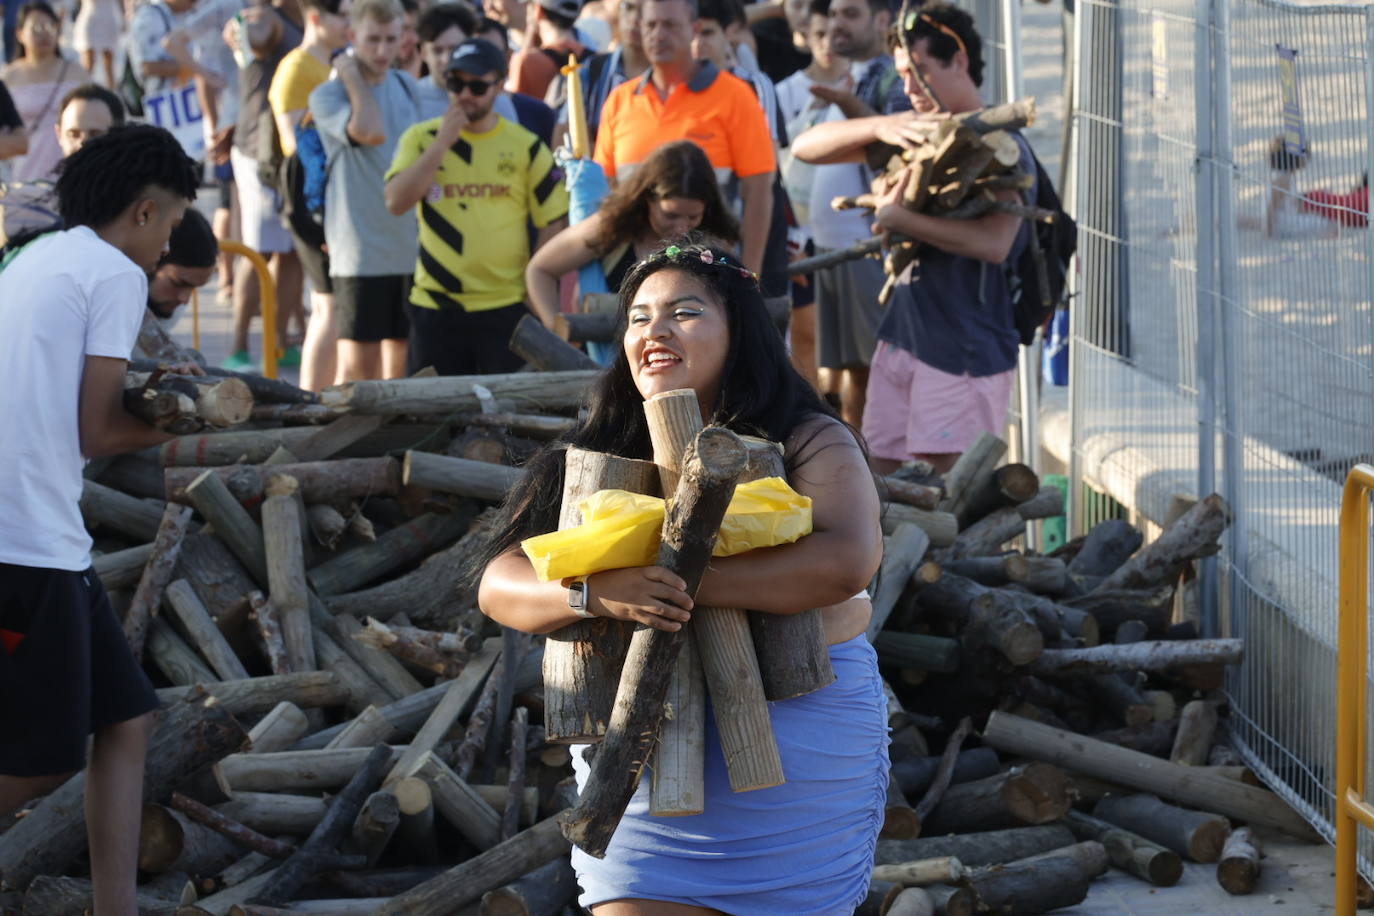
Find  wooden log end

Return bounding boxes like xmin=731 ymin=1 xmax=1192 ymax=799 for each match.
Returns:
xmin=880 ymin=806 xmax=923 ymax=841
xmin=263 ymin=474 xmax=299 ymax=499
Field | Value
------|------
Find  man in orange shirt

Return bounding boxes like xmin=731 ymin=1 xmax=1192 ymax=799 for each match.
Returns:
xmin=592 ymin=0 xmax=774 ymax=275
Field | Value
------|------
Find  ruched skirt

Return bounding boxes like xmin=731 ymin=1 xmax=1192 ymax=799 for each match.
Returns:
xmin=571 ymin=633 xmax=891 ymax=915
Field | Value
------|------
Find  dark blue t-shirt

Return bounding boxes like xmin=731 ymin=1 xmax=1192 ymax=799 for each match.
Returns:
xmin=876 ymin=131 xmax=1036 ymax=378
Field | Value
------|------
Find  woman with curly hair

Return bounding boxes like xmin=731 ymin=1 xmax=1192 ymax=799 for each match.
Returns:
xmin=524 ymin=139 xmax=739 ymax=328
xmin=480 ymin=235 xmax=888 ymax=915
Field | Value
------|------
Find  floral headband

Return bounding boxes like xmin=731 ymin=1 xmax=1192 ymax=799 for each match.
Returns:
xmin=649 ymin=244 xmax=759 ymax=285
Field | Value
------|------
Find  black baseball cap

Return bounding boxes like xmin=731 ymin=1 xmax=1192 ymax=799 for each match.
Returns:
xmin=446 ymin=38 xmax=508 ymax=77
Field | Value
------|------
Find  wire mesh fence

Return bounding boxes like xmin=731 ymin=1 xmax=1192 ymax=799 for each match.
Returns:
xmin=1066 ymin=0 xmax=1374 ymax=876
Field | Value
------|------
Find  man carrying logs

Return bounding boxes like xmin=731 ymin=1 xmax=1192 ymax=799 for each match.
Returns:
xmin=475 ymin=237 xmax=888 ymax=914
xmin=0 ymin=125 xmax=200 ymax=916
xmin=792 ymin=4 xmax=1050 ymax=475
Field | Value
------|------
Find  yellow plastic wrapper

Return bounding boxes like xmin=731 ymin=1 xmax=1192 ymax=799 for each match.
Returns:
xmin=521 ymin=477 xmax=813 ymax=582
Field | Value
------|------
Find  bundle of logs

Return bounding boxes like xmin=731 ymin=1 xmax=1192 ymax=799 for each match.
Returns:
xmin=0 ymin=316 xmax=1322 ymax=914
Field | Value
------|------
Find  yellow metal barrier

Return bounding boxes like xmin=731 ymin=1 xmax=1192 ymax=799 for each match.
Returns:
xmin=217 ymin=240 xmax=279 ymax=380
xmin=1336 ymin=463 xmax=1374 ymax=913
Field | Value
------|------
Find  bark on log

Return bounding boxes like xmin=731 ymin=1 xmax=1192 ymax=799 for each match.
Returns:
xmin=914 ymin=718 xmax=973 ymax=821
xmin=123 ymin=503 xmax=195 ymax=659
xmin=942 ymin=488 xmax=1064 ymax=560
xmin=353 ymin=618 xmax=466 ymax=679
xmin=956 ymin=463 xmax=1040 ymax=529
xmin=147 ymin=616 xmax=220 ymax=687
xmin=881 ymin=477 xmax=943 ymax=511
xmin=155 ymin=672 xmax=350 ymax=717
xmin=406 ymin=751 xmax=503 ymax=851
xmin=393 ymin=776 xmax=439 ymax=865
xmin=244 ymin=701 xmax=310 ymax=754
xmin=138 ymin=804 xmax=245 ymax=876
xmin=0 ymin=689 xmax=248 ymax=889
xmin=1093 ymin=793 xmax=1231 ymax=863
xmin=324 ymin=704 xmax=392 ymax=750
xmin=164 ymin=579 xmax=250 ymax=681
xmin=890 ymin=748 xmax=1000 ymax=799
xmin=174 ymin=532 xmax=258 ymax=638
xmin=881 ymin=504 xmax=958 ymax=546
xmin=1063 ymin=809 xmax=1182 ymax=887
xmin=320 ymin=370 xmax=597 ymax=414
xmin=214 ymin=794 xmax=328 ymax=837
xmin=875 ymin=825 xmax=1077 ymax=868
xmin=307 ymin=510 xmax=472 ymax=597
xmin=958 ymin=855 xmax=1089 ymax=915
xmin=81 ymin=478 xmax=166 ymax=541
xmin=161 ymin=424 xmax=441 ymax=467
xmin=289 ymin=413 xmax=389 ymax=463
xmin=872 ymin=857 xmax=964 ymax=887
xmin=873 ymin=632 xmax=960 ymax=673
xmin=306 ymin=504 xmax=348 ymax=549
xmin=1170 ymin=699 xmax=1219 ymax=766
xmin=1061 ymin=586 xmax=1176 ymax=636
xmin=913 ymin=573 xmax=1044 ymax=666
xmin=373 ymin=813 xmax=571 ymax=915
xmin=1028 ymin=640 xmax=1242 ymax=676
xmin=128 ymin=357 xmax=316 ymax=407
xmin=351 ymin=791 xmax=400 ymax=868
xmin=509 ymin=313 xmax=600 ymax=370
xmin=981 ymin=712 xmax=1319 ymax=839
xmin=1217 ymin=826 xmax=1261 ymax=895
xmin=185 ymin=470 xmax=269 ymax=587
xmin=218 ymin=747 xmax=404 ymax=794
xmin=124 ymin=374 xmax=254 ymax=433
xmin=248 ymin=592 xmax=290 ymax=675
xmin=868 ymin=523 xmax=932 ymax=641
xmin=500 ymin=708 xmax=530 ymax=841
xmin=402 ymin=451 xmax=522 ymax=502
xmin=384 ymin=661 xmax=495 ymax=787
xmin=21 ymin=876 xmax=181 ymax=916
xmin=478 ymin=856 xmax=577 ymax=916
xmin=938 ymin=433 xmax=1006 ymax=514
xmin=1092 ymin=719 xmax=1180 ymax=757
xmin=450 ymin=411 xmax=575 ymax=440
xmin=1068 ymin=519 xmax=1143 ymax=579
xmin=922 ymin=763 xmax=1072 ymax=836
xmin=997 ymin=589 xmax=1100 ymax=647
xmin=1097 ymin=494 xmax=1229 ymax=592
xmin=165 ymin=459 xmax=402 ymax=507
xmin=560 ymin=427 xmax=748 ymax=857
xmin=925 ymin=885 xmax=977 ymax=916
xmin=882 ymin=773 xmax=921 ymax=840
xmin=261 ymin=477 xmax=314 ymax=673
xmin=95 ymin=542 xmax=156 ymax=590
xmin=740 ymin=437 xmax=834 ymax=702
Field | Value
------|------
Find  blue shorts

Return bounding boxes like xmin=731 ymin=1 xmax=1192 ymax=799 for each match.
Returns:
xmin=572 ymin=633 xmax=890 ymax=915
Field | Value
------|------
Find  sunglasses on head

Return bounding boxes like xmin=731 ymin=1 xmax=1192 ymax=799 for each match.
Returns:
xmin=446 ymin=75 xmax=495 ymax=95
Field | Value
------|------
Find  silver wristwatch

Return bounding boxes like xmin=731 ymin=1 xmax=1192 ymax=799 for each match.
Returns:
xmin=568 ymin=576 xmax=594 ymax=618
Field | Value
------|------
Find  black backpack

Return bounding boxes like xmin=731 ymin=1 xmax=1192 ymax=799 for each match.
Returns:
xmin=1009 ymin=152 xmax=1077 ymax=346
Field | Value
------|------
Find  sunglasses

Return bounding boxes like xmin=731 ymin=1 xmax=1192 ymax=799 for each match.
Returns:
xmin=446 ymin=76 xmax=495 ymax=95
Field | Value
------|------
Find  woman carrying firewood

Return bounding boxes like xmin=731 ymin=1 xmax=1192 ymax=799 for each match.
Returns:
xmin=477 ymin=236 xmax=888 ymax=915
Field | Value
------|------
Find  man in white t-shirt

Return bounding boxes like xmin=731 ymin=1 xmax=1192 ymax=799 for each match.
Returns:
xmin=0 ymin=123 xmax=198 ymax=916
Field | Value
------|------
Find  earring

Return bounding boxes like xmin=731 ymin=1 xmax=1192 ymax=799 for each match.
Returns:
xmin=138 ymin=217 xmax=147 ymax=226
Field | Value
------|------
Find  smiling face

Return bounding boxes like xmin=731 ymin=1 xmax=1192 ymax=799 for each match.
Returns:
xmin=624 ymin=268 xmax=731 ymax=412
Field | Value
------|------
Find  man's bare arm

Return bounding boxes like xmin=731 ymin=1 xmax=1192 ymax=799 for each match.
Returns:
xmin=79 ymin=357 xmax=175 ymax=459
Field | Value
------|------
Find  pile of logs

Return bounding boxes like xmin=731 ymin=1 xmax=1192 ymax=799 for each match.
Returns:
xmin=0 ymin=319 xmax=1322 ymax=914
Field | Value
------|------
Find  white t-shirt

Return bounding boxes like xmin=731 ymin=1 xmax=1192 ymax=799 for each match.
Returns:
xmin=0 ymin=227 xmax=148 ymax=571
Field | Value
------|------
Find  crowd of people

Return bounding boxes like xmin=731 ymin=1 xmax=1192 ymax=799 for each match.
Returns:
xmin=0 ymin=0 xmax=1044 ymax=473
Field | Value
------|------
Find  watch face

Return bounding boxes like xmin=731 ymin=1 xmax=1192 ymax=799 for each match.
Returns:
xmin=569 ymin=581 xmax=587 ymax=610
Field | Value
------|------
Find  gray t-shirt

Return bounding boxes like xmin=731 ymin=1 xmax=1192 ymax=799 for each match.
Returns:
xmin=310 ymin=69 xmax=422 ymax=277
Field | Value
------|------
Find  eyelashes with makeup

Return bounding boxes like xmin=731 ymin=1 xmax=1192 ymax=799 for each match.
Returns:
xmin=627 ymin=307 xmax=705 ymax=324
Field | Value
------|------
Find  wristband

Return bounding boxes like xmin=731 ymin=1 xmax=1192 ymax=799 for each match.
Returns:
xmin=567 ymin=575 xmax=594 ymax=618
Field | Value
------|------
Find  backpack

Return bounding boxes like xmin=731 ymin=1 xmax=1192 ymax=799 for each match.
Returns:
xmin=120 ymin=2 xmax=174 ymax=118
xmin=1009 ymin=151 xmax=1077 ymax=346
xmin=277 ymin=118 xmax=328 ymax=249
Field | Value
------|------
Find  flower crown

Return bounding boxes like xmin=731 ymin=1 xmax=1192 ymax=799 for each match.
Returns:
xmin=651 ymin=244 xmax=759 ymax=285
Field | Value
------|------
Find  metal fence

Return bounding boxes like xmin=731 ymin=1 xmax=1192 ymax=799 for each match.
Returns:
xmin=1065 ymin=0 xmax=1374 ymax=870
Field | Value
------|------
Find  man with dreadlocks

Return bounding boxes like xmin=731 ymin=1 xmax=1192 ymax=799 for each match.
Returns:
xmin=0 ymin=123 xmax=198 ymax=915
xmin=793 ymin=2 xmax=1036 ymax=475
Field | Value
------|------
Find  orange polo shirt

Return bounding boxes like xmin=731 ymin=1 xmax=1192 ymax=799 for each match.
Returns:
xmin=592 ymin=61 xmax=776 ymax=183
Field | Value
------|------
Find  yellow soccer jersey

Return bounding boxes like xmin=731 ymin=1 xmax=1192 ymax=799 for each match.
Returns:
xmin=387 ymin=116 xmax=569 ymax=313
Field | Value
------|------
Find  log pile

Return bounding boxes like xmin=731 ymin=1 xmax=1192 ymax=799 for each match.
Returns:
xmin=2 ymin=345 xmax=1317 ymax=914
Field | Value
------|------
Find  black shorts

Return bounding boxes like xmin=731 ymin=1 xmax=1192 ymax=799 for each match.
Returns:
xmin=334 ymin=275 xmax=411 ymax=342
xmin=405 ymin=301 xmax=527 ymax=376
xmin=0 ymin=563 xmax=160 ymax=777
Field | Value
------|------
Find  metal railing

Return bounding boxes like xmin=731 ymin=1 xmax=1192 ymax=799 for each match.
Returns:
xmin=218 ymin=239 xmax=279 ymax=380
xmin=1336 ymin=464 xmax=1374 ymax=914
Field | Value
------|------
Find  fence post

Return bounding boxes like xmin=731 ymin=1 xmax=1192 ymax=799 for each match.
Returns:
xmin=1066 ymin=0 xmax=1089 ymax=539
xmin=1193 ymin=0 xmax=1219 ymax=638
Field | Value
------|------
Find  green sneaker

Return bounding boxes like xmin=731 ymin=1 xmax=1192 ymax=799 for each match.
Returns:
xmin=277 ymin=346 xmax=302 ymax=369
xmin=222 ymin=350 xmax=255 ymax=372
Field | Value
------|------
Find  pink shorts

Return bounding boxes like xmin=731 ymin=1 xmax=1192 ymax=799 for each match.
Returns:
xmin=862 ymin=341 xmax=1015 ymax=460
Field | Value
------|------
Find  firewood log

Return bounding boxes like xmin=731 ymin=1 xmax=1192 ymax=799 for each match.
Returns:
xmin=939 ymin=433 xmax=1007 ymax=514
xmin=1061 ymin=585 xmax=1176 ymax=635
xmin=247 ymin=592 xmax=290 ymax=675
xmin=857 ymin=880 xmax=902 ymax=916
xmin=1091 ymin=719 xmax=1179 ymax=757
xmin=311 ymin=624 xmax=394 ymax=713
xmin=215 ymin=794 xmax=328 ymax=837
xmin=320 ymin=369 xmax=597 ymax=414
xmin=0 ymin=689 xmax=248 ymax=889
xmin=957 ymin=853 xmax=1090 ymax=915
xmin=926 ymin=885 xmax=977 ymax=916
xmin=509 ymin=313 xmax=600 ymax=370
xmin=392 ymin=775 xmax=439 ymax=865
xmin=981 ymin=712 xmax=1319 ymax=839
xmin=1096 ymin=494 xmax=1229 ymax=592
xmin=561 ymin=427 xmax=748 ymax=857
xmin=1068 ymin=519 xmax=1143 ymax=578
xmin=996 ymin=589 xmax=1099 ymax=647
xmin=955 ymin=463 xmax=1040 ymax=529
xmin=1170 ymin=698 xmax=1219 ymax=765
xmin=881 ymin=504 xmax=958 ymax=546
xmin=244 ymin=701 xmax=309 ymax=755
xmin=95 ymin=541 xmax=155 ymax=590
xmin=872 ymin=856 xmax=965 ymax=886
xmin=883 ymin=773 xmax=921 ymax=839
xmin=164 ymin=458 xmax=402 ymax=507
xmin=478 ymin=857 xmax=577 ymax=915
xmin=1086 ymin=672 xmax=1153 ymax=728
xmin=124 ymin=372 xmax=253 ymax=433
xmin=1093 ymin=793 xmax=1230 ymax=863
xmin=218 ymin=746 xmax=404 ymax=794
xmin=139 ymin=804 xmax=246 ymax=876
xmin=384 ymin=664 xmax=496 ymax=788
xmin=161 ymin=424 xmax=443 ymax=467
xmin=123 ymin=503 xmax=195 ymax=659
xmin=21 ymin=876 xmax=181 ymax=916
xmin=869 ymin=523 xmax=933 ymax=641
xmin=174 ymin=532 xmax=258 ymax=638
xmin=324 ymin=704 xmax=391 ymax=750
xmin=1063 ymin=809 xmax=1182 ymax=886
xmin=81 ymin=478 xmax=166 ymax=540
xmin=873 ymin=631 xmax=959 ymax=673
xmin=353 ymin=618 xmax=466 ymax=679
xmin=402 ymin=450 xmax=522 ymax=502
xmin=914 ymin=573 xmax=1043 ymax=666
xmin=406 ymin=751 xmax=503 ymax=850
xmin=881 ymin=476 xmax=943 ymax=511
xmin=555 ymin=310 xmax=617 ymax=343
xmin=451 ymin=411 xmax=575 ymax=440
xmin=163 ymin=578 xmax=251 ymax=680
xmin=156 ymin=672 xmax=349 ymax=717
xmin=351 ymin=790 xmax=401 ymax=867
xmin=1028 ymin=639 xmax=1242 ymax=676
xmin=146 ymin=615 xmax=219 ymax=688
xmin=500 ymin=708 xmax=530 ymax=841
xmin=250 ymin=402 xmax=344 ymax=423
xmin=314 ymin=866 xmax=448 ymax=898
xmin=373 ymin=813 xmax=571 ymax=915
xmin=921 ymin=762 xmax=1071 ymax=836
xmin=876 ymin=824 xmax=1076 ymax=869
xmin=307 ymin=510 xmax=472 ymax=597
xmin=890 ymin=748 xmax=1000 ymax=798
xmin=1217 ymin=825 xmax=1261 ymax=895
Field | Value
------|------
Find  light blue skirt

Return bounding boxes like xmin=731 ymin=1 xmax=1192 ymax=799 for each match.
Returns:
xmin=571 ymin=633 xmax=891 ymax=915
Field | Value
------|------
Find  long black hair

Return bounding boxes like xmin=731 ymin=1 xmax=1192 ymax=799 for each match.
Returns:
xmin=56 ymin=124 xmax=199 ymax=230
xmin=467 ymin=235 xmax=859 ymax=585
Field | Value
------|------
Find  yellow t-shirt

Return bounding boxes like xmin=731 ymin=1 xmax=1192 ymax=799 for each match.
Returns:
xmin=267 ymin=48 xmax=331 ymax=157
xmin=387 ymin=116 xmax=570 ymax=313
